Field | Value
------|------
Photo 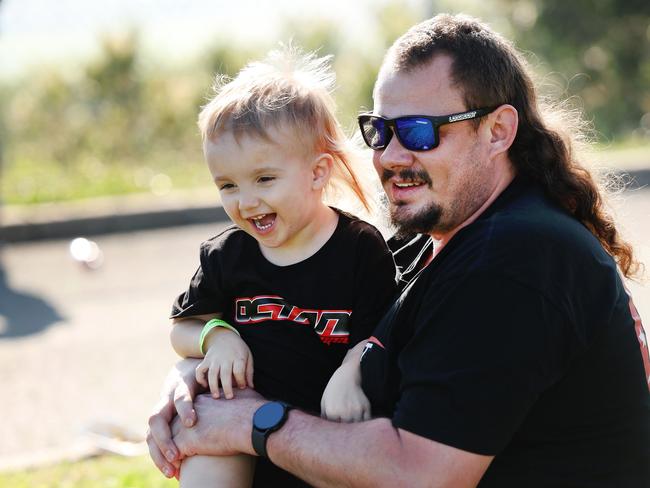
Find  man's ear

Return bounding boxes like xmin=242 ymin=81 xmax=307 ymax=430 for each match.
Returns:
xmin=485 ymin=104 xmax=518 ymax=158
xmin=311 ymin=153 xmax=334 ymax=190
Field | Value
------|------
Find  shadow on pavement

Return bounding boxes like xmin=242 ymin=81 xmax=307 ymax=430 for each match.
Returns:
xmin=0 ymin=258 xmax=64 ymax=339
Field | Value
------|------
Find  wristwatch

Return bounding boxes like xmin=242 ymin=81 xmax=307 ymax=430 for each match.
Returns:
xmin=252 ymin=401 xmax=292 ymax=458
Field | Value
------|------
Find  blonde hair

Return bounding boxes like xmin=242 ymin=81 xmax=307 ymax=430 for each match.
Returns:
xmin=198 ymin=45 xmax=375 ymax=216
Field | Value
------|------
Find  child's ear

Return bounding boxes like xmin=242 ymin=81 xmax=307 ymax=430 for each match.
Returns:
xmin=311 ymin=153 xmax=334 ymax=190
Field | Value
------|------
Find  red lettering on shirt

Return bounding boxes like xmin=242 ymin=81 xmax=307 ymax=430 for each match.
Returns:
xmin=234 ymin=295 xmax=352 ymax=345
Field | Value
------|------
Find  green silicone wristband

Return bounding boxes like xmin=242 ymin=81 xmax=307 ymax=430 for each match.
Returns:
xmin=199 ymin=318 xmax=240 ymax=355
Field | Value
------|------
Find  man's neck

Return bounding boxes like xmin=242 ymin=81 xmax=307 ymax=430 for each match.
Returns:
xmin=430 ymin=170 xmax=515 ymax=258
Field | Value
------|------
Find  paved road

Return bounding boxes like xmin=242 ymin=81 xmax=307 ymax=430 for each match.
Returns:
xmin=0 ymin=220 xmax=232 ymax=468
xmin=0 ymin=190 xmax=648 ymax=469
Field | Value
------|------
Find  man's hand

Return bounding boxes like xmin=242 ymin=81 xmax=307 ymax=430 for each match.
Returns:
xmin=321 ymin=359 xmax=371 ymax=422
xmin=195 ymin=327 xmax=255 ymax=399
xmin=171 ymin=389 xmax=265 ymax=458
xmin=146 ymin=358 xmax=203 ymax=478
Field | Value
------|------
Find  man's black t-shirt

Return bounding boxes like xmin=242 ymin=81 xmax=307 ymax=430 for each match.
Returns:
xmin=362 ymin=178 xmax=650 ymax=487
xmin=172 ymin=210 xmax=397 ymax=487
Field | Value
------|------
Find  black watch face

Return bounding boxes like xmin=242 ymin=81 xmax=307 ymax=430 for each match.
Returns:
xmin=254 ymin=402 xmax=286 ymax=430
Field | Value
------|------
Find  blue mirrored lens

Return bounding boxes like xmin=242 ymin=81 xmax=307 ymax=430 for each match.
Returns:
xmin=395 ymin=117 xmax=436 ymax=150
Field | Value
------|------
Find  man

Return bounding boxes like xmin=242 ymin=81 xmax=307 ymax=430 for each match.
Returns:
xmin=148 ymin=14 xmax=649 ymax=487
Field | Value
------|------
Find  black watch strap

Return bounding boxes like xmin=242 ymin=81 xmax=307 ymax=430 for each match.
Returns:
xmin=252 ymin=401 xmax=292 ymax=458
xmin=252 ymin=424 xmax=269 ymax=458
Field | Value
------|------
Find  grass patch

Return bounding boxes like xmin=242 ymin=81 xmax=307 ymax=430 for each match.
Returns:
xmin=0 ymin=455 xmax=176 ymax=488
xmin=1 ymin=157 xmax=210 ymax=206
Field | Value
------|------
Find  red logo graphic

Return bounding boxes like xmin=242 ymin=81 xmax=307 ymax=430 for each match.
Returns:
xmin=235 ymin=295 xmax=352 ymax=345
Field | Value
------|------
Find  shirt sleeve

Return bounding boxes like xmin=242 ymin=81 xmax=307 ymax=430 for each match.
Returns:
xmin=392 ymin=272 xmax=571 ymax=455
xmin=348 ymin=228 xmax=398 ymax=347
xmin=170 ymin=241 xmax=227 ymax=319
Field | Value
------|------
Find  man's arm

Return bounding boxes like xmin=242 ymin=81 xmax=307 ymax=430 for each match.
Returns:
xmin=147 ymin=358 xmax=203 ymax=478
xmin=171 ymin=394 xmax=493 ymax=488
xmin=270 ymin=410 xmax=492 ymax=487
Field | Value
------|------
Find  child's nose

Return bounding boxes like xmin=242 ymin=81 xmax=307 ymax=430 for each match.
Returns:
xmin=238 ymin=192 xmax=260 ymax=211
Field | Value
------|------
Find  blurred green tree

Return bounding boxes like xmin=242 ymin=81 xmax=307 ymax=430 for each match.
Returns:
xmin=503 ymin=0 xmax=650 ymax=138
xmin=3 ymin=31 xmax=206 ymax=203
xmin=2 ymin=1 xmax=648 ymax=205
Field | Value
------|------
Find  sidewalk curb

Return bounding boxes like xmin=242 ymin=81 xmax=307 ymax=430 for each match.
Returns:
xmin=0 ymin=204 xmax=228 ymax=243
xmin=0 ymin=168 xmax=648 ymax=244
xmin=0 ymin=187 xmax=228 ymax=243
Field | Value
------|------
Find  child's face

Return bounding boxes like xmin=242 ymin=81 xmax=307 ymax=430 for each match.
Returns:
xmin=205 ymin=126 xmax=329 ymax=251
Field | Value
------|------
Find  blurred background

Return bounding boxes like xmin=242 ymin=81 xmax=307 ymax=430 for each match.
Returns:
xmin=1 ymin=0 xmax=650 ymax=205
xmin=0 ymin=0 xmax=648 ymax=486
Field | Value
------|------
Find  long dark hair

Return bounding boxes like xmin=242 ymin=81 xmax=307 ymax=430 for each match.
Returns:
xmin=385 ymin=14 xmax=641 ymax=278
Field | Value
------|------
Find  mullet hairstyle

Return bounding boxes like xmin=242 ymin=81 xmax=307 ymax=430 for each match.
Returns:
xmin=383 ymin=13 xmax=641 ymax=278
xmin=198 ymin=46 xmax=372 ymax=213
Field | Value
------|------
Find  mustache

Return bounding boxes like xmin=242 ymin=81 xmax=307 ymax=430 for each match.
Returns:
xmin=381 ymin=168 xmax=432 ymax=187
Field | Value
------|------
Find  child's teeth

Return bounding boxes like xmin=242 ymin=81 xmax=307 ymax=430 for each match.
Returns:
xmin=252 ymin=214 xmax=273 ymax=231
xmin=255 ymin=221 xmax=272 ymax=230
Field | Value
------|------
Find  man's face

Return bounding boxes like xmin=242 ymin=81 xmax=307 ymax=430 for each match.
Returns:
xmin=372 ymin=55 xmax=498 ymax=237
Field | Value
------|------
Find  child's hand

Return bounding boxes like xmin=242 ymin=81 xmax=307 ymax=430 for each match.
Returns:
xmin=320 ymin=360 xmax=371 ymax=422
xmin=194 ymin=328 xmax=254 ymax=400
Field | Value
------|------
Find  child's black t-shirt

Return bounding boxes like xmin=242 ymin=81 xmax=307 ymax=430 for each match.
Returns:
xmin=172 ymin=210 xmax=396 ymax=412
xmin=171 ymin=210 xmax=397 ymax=487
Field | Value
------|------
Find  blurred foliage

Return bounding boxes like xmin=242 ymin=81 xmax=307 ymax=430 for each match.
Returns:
xmin=1 ymin=0 xmax=648 ymax=205
xmin=501 ymin=0 xmax=650 ymax=138
xmin=3 ymin=32 xmax=209 ymax=203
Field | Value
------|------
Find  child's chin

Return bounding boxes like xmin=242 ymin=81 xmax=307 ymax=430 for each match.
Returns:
xmin=256 ymin=238 xmax=283 ymax=249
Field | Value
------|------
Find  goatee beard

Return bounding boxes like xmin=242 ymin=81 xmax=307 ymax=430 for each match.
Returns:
xmin=383 ymin=168 xmax=440 ymax=238
xmin=390 ymin=201 xmax=443 ymax=239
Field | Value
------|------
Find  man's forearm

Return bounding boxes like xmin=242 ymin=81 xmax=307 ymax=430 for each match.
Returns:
xmin=267 ymin=412 xmax=414 ymax=487
xmin=173 ymin=395 xmax=410 ymax=485
xmin=172 ymin=394 xmax=490 ymax=487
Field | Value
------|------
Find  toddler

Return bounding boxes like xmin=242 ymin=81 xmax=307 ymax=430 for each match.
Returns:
xmin=169 ymin=47 xmax=396 ymax=487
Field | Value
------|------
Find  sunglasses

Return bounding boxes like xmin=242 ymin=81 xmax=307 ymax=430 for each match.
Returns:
xmin=358 ymin=107 xmax=496 ymax=152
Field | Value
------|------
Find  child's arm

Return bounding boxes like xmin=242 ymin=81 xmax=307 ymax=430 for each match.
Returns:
xmin=320 ymin=339 xmax=371 ymax=422
xmin=169 ymin=314 xmax=218 ymax=358
xmin=170 ymin=315 xmax=254 ymax=399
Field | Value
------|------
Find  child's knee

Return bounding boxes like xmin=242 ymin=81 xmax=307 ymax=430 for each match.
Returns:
xmin=179 ymin=454 xmax=255 ymax=488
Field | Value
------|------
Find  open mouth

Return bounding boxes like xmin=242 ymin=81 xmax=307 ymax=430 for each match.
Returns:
xmin=394 ymin=181 xmax=425 ymax=188
xmin=382 ymin=169 xmax=432 ymax=190
xmin=392 ymin=180 xmax=428 ymax=193
xmin=249 ymin=213 xmax=276 ymax=232
xmin=390 ymin=180 xmax=428 ymax=203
